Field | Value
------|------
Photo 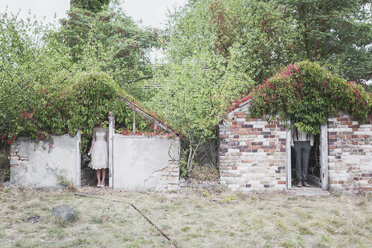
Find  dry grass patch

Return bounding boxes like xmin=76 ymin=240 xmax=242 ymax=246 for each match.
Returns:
xmin=0 ymin=186 xmax=371 ymax=248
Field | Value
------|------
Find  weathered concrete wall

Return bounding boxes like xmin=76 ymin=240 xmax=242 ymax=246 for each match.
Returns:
xmin=328 ymin=113 xmax=372 ymax=193
xmin=113 ymin=135 xmax=180 ymax=191
xmin=10 ymin=134 xmax=80 ymax=188
xmin=219 ymin=103 xmax=287 ymax=192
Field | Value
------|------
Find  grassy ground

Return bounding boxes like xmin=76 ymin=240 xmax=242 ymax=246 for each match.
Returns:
xmin=0 ymin=186 xmax=371 ymax=248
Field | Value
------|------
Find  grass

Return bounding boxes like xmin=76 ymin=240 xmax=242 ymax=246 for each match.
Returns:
xmin=0 ymin=186 xmax=371 ymax=248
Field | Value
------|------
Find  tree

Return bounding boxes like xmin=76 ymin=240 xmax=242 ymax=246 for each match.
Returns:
xmin=166 ymin=0 xmax=372 ymax=84
xmin=151 ymin=0 xmax=299 ymax=175
xmin=0 ymin=12 xmax=73 ymax=144
xmin=150 ymin=52 xmax=252 ymax=175
xmin=70 ymin=0 xmax=110 ymax=13
xmin=58 ymin=3 xmax=160 ymax=97
xmin=165 ymin=0 xmax=300 ymax=84
xmin=279 ymin=0 xmax=372 ymax=83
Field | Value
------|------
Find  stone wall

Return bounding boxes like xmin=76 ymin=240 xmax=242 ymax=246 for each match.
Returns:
xmin=328 ymin=113 xmax=372 ymax=193
xmin=10 ymin=133 xmax=81 ymax=188
xmin=219 ymin=103 xmax=287 ymax=192
xmin=112 ymin=135 xmax=180 ymax=192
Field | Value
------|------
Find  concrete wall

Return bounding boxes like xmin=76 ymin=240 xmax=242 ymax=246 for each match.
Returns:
xmin=219 ymin=103 xmax=287 ymax=192
xmin=113 ymin=135 xmax=180 ymax=191
xmin=328 ymin=113 xmax=372 ymax=193
xmin=10 ymin=133 xmax=81 ymax=188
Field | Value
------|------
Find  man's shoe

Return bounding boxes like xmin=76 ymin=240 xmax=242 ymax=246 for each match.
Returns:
xmin=296 ymin=181 xmax=302 ymax=187
xmin=302 ymin=181 xmax=311 ymax=187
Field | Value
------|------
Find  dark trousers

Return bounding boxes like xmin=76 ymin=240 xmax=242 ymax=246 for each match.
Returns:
xmin=294 ymin=141 xmax=311 ymax=182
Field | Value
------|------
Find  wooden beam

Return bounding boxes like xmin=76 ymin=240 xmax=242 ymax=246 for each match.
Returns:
xmin=320 ymin=123 xmax=328 ymax=190
xmin=132 ymin=109 xmax=136 ymax=133
xmin=119 ymin=97 xmax=173 ymax=133
xmin=108 ymin=111 xmax=114 ymax=189
xmin=75 ymin=130 xmax=81 ymax=187
xmin=286 ymin=120 xmax=292 ymax=189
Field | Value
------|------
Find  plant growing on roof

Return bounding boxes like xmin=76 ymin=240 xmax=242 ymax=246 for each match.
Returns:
xmin=247 ymin=61 xmax=372 ymax=135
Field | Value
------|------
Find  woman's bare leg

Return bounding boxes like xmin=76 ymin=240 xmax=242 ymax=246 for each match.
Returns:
xmin=101 ymin=169 xmax=106 ymax=186
xmin=96 ymin=169 xmax=101 ymax=186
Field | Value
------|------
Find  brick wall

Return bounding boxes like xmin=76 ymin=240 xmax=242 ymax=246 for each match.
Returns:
xmin=159 ymin=160 xmax=179 ymax=192
xmin=219 ymin=103 xmax=287 ymax=192
xmin=328 ymin=113 xmax=372 ymax=193
xmin=219 ymin=103 xmax=372 ymax=193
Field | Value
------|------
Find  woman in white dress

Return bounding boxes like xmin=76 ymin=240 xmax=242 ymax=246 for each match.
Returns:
xmin=88 ymin=124 xmax=108 ymax=187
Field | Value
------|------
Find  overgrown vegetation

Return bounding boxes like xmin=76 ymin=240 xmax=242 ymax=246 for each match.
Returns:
xmin=150 ymin=55 xmax=251 ymax=175
xmin=1 ymin=0 xmax=371 ymax=178
xmin=0 ymin=4 xmax=158 ymax=153
xmin=248 ymin=61 xmax=372 ymax=134
xmin=149 ymin=0 xmax=371 ymax=177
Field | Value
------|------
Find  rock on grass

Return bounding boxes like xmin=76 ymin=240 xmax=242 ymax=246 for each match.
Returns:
xmin=52 ymin=205 xmax=77 ymax=222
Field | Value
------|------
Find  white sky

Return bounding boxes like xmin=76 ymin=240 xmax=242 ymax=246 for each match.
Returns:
xmin=0 ymin=0 xmax=187 ymax=28
xmin=121 ymin=0 xmax=187 ymax=28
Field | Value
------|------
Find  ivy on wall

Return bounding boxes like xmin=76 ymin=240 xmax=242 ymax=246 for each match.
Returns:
xmin=247 ymin=61 xmax=371 ymax=134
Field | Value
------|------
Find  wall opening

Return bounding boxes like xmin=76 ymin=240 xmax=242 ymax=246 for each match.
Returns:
xmin=307 ymin=134 xmax=321 ymax=186
xmin=286 ymin=123 xmax=328 ymax=190
xmin=290 ymin=134 xmax=321 ymax=188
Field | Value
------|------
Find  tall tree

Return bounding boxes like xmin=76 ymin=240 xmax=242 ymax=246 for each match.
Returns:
xmin=165 ymin=0 xmax=299 ymax=84
xmin=279 ymin=0 xmax=372 ymax=82
xmin=70 ymin=0 xmax=110 ymax=13
xmin=166 ymin=0 xmax=371 ymax=83
xmin=59 ymin=3 xmax=160 ymax=97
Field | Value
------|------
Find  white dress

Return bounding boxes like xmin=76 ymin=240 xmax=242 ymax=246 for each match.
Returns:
xmin=89 ymin=129 xmax=108 ymax=169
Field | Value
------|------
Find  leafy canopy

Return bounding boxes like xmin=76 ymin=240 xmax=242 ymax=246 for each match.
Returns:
xmin=166 ymin=0 xmax=372 ymax=84
xmin=58 ymin=2 xmax=160 ymax=98
xmin=153 ymin=0 xmax=302 ymax=137
xmin=279 ymin=0 xmax=372 ymax=83
xmin=165 ymin=0 xmax=300 ymax=84
xmin=70 ymin=0 xmax=110 ymax=13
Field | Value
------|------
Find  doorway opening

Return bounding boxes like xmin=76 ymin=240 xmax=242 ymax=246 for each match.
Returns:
xmin=290 ymin=134 xmax=321 ymax=188
xmin=80 ymin=113 xmax=113 ymax=188
xmin=286 ymin=124 xmax=328 ymax=190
